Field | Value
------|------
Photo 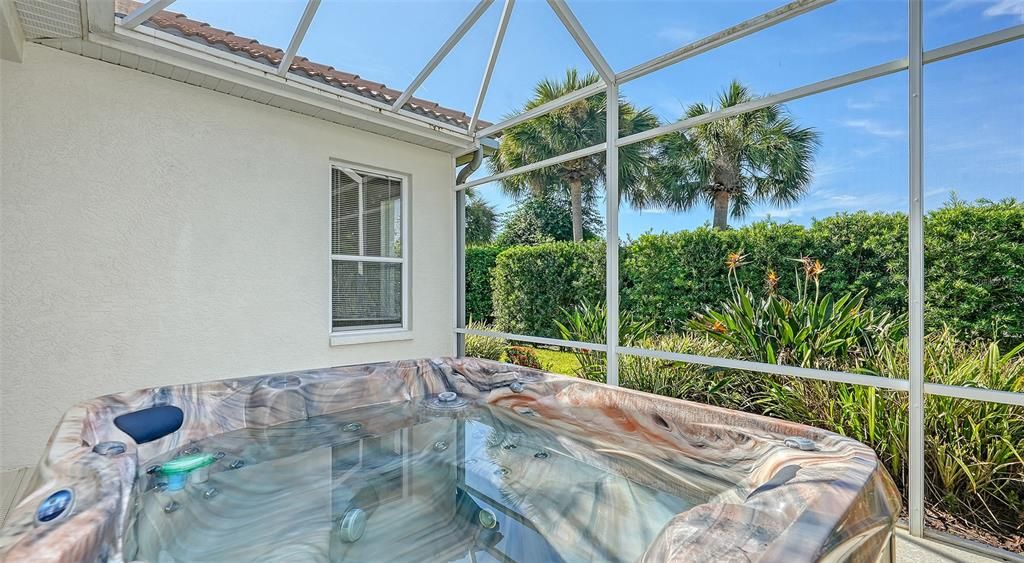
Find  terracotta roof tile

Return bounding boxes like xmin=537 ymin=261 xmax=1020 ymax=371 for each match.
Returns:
xmin=114 ymin=0 xmax=485 ymax=131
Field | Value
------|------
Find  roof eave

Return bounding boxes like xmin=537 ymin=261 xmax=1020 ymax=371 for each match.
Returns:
xmin=95 ymin=19 xmax=477 ymax=154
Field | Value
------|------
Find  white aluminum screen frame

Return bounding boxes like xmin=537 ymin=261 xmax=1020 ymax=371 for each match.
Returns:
xmin=448 ymin=1 xmax=1024 ymax=556
xmin=331 ymin=162 xmax=410 ymax=336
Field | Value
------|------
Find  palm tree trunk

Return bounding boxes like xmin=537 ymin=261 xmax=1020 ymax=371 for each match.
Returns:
xmin=569 ymin=178 xmax=584 ymax=242
xmin=713 ymin=191 xmax=729 ymax=230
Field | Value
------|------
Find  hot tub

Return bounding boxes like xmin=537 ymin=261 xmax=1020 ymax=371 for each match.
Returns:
xmin=0 ymin=358 xmax=899 ymax=562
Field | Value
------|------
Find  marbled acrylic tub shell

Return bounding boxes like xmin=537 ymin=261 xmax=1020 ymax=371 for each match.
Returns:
xmin=0 ymin=358 xmax=900 ymax=562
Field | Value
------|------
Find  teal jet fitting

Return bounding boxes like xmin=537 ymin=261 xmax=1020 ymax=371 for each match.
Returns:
xmin=159 ymin=453 xmax=218 ymax=492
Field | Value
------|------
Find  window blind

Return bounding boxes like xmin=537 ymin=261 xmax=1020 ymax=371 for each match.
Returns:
xmin=331 ymin=168 xmax=404 ymax=331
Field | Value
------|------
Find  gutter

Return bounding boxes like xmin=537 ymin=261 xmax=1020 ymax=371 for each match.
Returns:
xmin=456 ymin=146 xmax=483 ymax=185
xmin=454 ymin=136 xmax=498 ymax=180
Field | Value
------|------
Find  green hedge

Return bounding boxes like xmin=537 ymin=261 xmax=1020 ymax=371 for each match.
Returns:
xmin=807 ymin=212 xmax=908 ymax=315
xmin=471 ymin=200 xmax=1023 ymax=343
xmin=492 ymin=241 xmax=605 ymax=337
xmin=466 ymin=245 xmax=504 ymax=323
xmin=623 ymin=221 xmax=809 ymax=334
xmin=924 ymin=199 xmax=1024 ymax=341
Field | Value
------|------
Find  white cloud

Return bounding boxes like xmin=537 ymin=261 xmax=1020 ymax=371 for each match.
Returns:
xmin=656 ymin=26 xmax=698 ymax=44
xmin=928 ymin=138 xmax=992 ymax=152
xmin=757 ymin=186 xmax=902 ymax=219
xmin=932 ymin=0 xmax=1024 ymax=21
xmin=984 ymin=0 xmax=1024 ymax=21
xmin=853 ymin=144 xmax=885 ymax=158
xmin=926 ymin=187 xmax=956 ymax=198
xmin=842 ymin=119 xmax=906 ymax=138
xmin=846 ymin=90 xmax=892 ymax=112
xmin=932 ymin=0 xmax=972 ymax=16
xmin=846 ymin=100 xmax=879 ymax=111
xmin=811 ymin=158 xmax=853 ymax=181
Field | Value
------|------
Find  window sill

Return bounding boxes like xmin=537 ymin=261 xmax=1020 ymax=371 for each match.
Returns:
xmin=330 ymin=329 xmax=414 ymax=346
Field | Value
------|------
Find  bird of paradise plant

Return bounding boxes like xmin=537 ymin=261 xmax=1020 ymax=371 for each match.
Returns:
xmin=690 ymin=254 xmax=905 ymax=369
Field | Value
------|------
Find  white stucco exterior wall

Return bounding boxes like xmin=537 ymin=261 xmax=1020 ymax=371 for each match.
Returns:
xmin=0 ymin=44 xmax=455 ymax=470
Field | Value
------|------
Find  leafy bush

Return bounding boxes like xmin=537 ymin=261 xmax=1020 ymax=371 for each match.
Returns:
xmin=866 ymin=329 xmax=1024 ymax=533
xmin=619 ymin=334 xmax=748 ymax=409
xmin=464 ymin=321 xmax=507 ymax=361
xmin=473 ymin=201 xmax=1024 ymax=342
xmin=465 ymin=245 xmax=504 ymax=323
xmin=807 ymin=211 xmax=908 ymax=316
xmin=924 ymin=198 xmax=1024 ymax=342
xmin=505 ymin=346 xmax=545 ymax=370
xmin=618 ymin=201 xmax=1021 ymax=343
xmin=555 ymin=300 xmax=653 ymax=381
xmin=492 ymin=241 xmax=605 ymax=338
xmin=691 ymin=257 xmax=906 ymax=370
xmin=621 ymin=222 xmax=808 ymax=335
xmin=496 ymin=193 xmax=602 ymax=246
xmin=923 ymin=335 xmax=1024 ymax=531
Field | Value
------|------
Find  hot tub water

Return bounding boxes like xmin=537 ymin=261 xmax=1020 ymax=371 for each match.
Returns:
xmin=126 ymin=399 xmax=705 ymax=562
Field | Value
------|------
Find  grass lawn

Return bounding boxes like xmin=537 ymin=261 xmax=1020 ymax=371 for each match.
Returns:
xmin=528 ymin=347 xmax=582 ymax=376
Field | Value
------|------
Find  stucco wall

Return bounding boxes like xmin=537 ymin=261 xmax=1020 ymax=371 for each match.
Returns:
xmin=0 ymin=44 xmax=455 ymax=470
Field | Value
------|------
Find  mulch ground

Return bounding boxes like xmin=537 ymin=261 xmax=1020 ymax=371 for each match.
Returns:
xmin=900 ymin=506 xmax=1024 ymax=554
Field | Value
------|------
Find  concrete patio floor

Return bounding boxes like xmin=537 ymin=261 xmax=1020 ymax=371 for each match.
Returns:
xmin=895 ymin=529 xmax=1018 ymax=563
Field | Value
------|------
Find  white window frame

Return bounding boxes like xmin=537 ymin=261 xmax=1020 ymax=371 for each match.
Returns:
xmin=329 ymin=161 xmax=412 ymax=345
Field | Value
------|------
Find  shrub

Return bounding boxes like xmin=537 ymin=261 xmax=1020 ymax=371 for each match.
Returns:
xmin=923 ymin=335 xmax=1024 ymax=532
xmin=484 ymin=199 xmax=1024 ymax=345
xmin=924 ymin=198 xmax=1024 ymax=342
xmin=620 ymin=222 xmax=810 ymax=335
xmin=465 ymin=245 xmax=504 ymax=323
xmin=690 ymin=258 xmax=906 ymax=370
xmin=495 ymin=193 xmax=602 ymax=246
xmin=464 ymin=321 xmax=507 ymax=361
xmin=492 ymin=241 xmax=605 ymax=338
xmin=466 ymin=191 xmax=498 ymax=244
xmin=505 ymin=346 xmax=545 ymax=370
xmin=555 ymin=300 xmax=654 ymax=381
xmin=620 ymin=334 xmax=748 ymax=409
xmin=807 ymin=211 xmax=908 ymax=316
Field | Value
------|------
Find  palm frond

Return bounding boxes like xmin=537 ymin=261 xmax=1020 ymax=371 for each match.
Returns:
xmin=490 ymin=67 xmax=662 ymax=213
xmin=654 ymin=80 xmax=820 ymax=226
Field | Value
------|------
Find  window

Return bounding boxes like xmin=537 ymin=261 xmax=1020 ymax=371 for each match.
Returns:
xmin=331 ymin=165 xmax=407 ymax=333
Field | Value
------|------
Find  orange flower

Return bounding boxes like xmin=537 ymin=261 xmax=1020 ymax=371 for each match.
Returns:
xmin=808 ymin=259 xmax=825 ymax=281
xmin=765 ymin=269 xmax=779 ymax=294
xmin=709 ymin=320 xmax=728 ymax=334
xmin=797 ymin=256 xmax=826 ymax=281
xmin=725 ymin=250 xmax=748 ymax=272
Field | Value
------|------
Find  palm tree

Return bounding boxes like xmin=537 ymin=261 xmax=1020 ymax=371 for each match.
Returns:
xmin=489 ymin=69 xmax=660 ymax=242
xmin=653 ymin=80 xmax=819 ymax=230
xmin=465 ymin=190 xmax=497 ymax=244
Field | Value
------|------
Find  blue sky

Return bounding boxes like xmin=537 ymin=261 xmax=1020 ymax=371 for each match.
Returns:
xmin=173 ymin=0 xmax=1022 ymax=237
